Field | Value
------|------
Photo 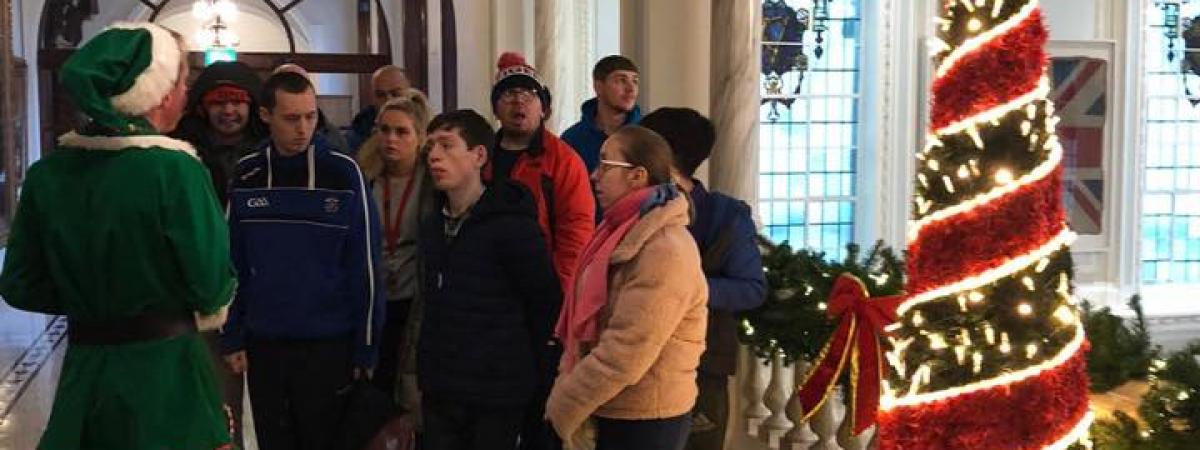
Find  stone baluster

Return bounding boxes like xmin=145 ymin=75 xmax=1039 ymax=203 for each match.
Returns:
xmin=780 ymin=360 xmax=819 ymax=449
xmin=804 ymin=375 xmax=840 ymax=450
xmin=758 ymin=351 xmax=794 ymax=448
xmin=741 ymin=346 xmax=770 ymax=436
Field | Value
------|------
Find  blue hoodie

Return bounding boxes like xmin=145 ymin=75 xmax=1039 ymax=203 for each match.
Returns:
xmin=221 ymin=134 xmax=385 ymax=369
xmin=561 ymin=98 xmax=643 ymax=173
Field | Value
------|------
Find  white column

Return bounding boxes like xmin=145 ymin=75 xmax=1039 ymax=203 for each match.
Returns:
xmin=535 ymin=0 xmax=594 ymax=133
xmin=708 ymin=0 xmax=761 ymax=203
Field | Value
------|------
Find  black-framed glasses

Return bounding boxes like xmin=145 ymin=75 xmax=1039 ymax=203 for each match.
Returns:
xmin=500 ymin=88 xmax=539 ymax=102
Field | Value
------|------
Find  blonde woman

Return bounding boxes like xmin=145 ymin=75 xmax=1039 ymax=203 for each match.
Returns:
xmin=357 ymin=89 xmax=435 ymax=419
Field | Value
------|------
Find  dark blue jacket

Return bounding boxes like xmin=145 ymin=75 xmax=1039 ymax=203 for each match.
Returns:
xmin=417 ymin=181 xmax=562 ymax=406
xmin=689 ymin=180 xmax=766 ymax=376
xmin=689 ymin=181 xmax=766 ymax=312
xmin=221 ymin=135 xmax=385 ymax=369
xmin=561 ymin=98 xmax=642 ymax=173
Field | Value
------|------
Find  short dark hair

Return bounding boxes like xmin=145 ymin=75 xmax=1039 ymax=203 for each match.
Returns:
xmin=638 ymin=107 xmax=715 ymax=178
xmin=592 ymin=55 xmax=639 ymax=81
xmin=427 ymin=109 xmax=495 ymax=150
xmin=260 ymin=71 xmax=314 ymax=111
xmin=611 ymin=126 xmax=673 ymax=186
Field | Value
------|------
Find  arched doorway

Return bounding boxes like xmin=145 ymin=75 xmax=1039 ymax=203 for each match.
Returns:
xmin=32 ymin=0 xmax=454 ymax=155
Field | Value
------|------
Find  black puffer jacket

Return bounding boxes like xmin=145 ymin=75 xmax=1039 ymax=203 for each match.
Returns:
xmin=171 ymin=61 xmax=267 ymax=204
xmin=417 ymin=181 xmax=562 ymax=407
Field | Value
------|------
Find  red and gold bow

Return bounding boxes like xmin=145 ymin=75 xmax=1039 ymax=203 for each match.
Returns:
xmin=795 ymin=273 xmax=904 ymax=436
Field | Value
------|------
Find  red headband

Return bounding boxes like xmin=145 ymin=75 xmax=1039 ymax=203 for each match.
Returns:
xmin=202 ymin=85 xmax=251 ymax=107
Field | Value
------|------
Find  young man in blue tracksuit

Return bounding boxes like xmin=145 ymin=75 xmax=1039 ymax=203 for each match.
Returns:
xmin=221 ymin=71 xmax=385 ymax=450
xmin=640 ymin=108 xmax=767 ymax=450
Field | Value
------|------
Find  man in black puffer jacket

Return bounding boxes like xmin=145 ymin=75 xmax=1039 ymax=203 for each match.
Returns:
xmin=172 ymin=61 xmax=267 ymax=205
xmin=418 ymin=109 xmax=562 ymax=450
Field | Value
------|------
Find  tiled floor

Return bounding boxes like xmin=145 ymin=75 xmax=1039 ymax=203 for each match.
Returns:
xmin=0 ymin=305 xmax=62 ymax=450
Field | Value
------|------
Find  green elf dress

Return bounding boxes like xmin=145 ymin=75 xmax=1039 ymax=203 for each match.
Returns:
xmin=0 ymin=22 xmax=237 ymax=450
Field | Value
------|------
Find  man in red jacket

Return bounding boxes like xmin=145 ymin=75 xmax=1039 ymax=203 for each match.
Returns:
xmin=489 ymin=52 xmax=595 ymax=289
xmin=489 ymin=51 xmax=595 ymax=450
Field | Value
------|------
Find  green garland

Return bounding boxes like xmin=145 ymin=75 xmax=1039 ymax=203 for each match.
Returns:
xmin=737 ymin=239 xmax=905 ymax=364
xmin=1092 ymin=342 xmax=1200 ymax=449
xmin=1083 ymin=295 xmax=1157 ymax=392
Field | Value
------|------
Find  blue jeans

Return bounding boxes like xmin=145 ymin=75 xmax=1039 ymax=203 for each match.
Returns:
xmin=595 ymin=414 xmax=692 ymax=450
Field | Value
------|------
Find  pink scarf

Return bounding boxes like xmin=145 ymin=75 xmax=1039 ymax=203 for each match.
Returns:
xmin=555 ymin=185 xmax=665 ymax=372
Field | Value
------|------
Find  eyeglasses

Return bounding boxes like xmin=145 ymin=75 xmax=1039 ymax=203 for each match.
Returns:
xmin=597 ymin=159 xmax=637 ymax=173
xmin=500 ymin=88 xmax=539 ymax=102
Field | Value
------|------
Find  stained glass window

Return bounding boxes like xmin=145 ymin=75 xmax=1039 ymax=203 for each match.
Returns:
xmin=1142 ymin=2 xmax=1200 ymax=284
xmin=760 ymin=0 xmax=862 ymax=259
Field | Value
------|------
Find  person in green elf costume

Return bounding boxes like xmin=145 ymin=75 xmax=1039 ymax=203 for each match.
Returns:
xmin=0 ymin=22 xmax=238 ymax=450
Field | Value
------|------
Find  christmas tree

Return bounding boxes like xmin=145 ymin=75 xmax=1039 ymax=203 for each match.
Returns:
xmin=876 ymin=1 xmax=1092 ymax=448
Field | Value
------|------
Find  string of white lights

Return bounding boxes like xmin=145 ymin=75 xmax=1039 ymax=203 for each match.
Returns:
xmin=935 ymin=0 xmax=1040 ymax=79
xmin=881 ymin=319 xmax=1085 ymax=410
xmin=897 ymin=227 xmax=1075 ymax=317
xmin=934 ymin=79 xmax=1051 ymax=137
xmin=908 ymin=128 xmax=1061 ymax=242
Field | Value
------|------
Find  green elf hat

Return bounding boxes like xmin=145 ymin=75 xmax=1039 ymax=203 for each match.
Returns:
xmin=60 ymin=22 xmax=183 ymax=135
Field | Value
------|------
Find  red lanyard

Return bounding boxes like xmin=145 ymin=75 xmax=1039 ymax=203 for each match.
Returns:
xmin=382 ymin=175 xmax=418 ymax=253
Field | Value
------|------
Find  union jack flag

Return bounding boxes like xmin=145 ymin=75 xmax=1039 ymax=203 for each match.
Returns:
xmin=1049 ymin=57 xmax=1107 ymax=235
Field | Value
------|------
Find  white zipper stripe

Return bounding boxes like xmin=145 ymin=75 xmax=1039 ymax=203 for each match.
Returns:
xmin=331 ymin=152 xmax=377 ymax=348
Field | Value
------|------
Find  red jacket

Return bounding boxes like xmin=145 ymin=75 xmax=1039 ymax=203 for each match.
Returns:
xmin=486 ymin=128 xmax=596 ymax=289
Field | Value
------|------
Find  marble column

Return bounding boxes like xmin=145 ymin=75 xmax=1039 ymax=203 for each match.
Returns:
xmin=709 ymin=0 xmax=761 ymax=203
xmin=535 ymin=0 xmax=593 ymax=134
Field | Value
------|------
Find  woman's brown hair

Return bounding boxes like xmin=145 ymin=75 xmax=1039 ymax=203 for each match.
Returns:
xmin=611 ymin=125 xmax=674 ymax=186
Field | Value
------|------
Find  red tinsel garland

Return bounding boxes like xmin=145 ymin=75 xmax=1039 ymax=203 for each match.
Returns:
xmin=877 ymin=345 xmax=1091 ymax=450
xmin=930 ymin=13 xmax=1048 ymax=131
xmin=907 ymin=167 xmax=1065 ymax=296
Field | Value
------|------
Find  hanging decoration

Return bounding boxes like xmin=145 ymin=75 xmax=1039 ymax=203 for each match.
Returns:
xmin=192 ymin=0 xmax=241 ymax=51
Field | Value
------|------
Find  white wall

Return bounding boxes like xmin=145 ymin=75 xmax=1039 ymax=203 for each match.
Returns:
xmin=18 ymin=0 xmax=42 ymax=163
xmin=621 ymin=0 xmax=711 ymax=114
xmin=1041 ymin=0 xmax=1103 ymax=41
xmin=456 ymin=0 xmax=495 ymax=115
xmin=593 ymin=0 xmax=620 ymax=60
xmin=10 ymin=0 xmax=24 ymax=57
xmin=293 ymin=0 xmax=356 ymax=97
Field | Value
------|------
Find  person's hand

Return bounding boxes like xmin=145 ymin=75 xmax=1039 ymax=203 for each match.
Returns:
xmin=566 ymin=419 xmax=596 ymax=450
xmin=353 ymin=367 xmax=374 ymax=380
xmin=224 ymin=351 xmax=247 ymax=374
